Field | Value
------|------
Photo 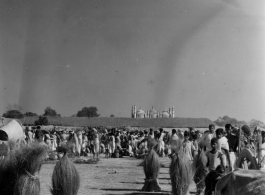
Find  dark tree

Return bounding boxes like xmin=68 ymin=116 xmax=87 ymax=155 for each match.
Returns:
xmin=76 ymin=107 xmax=100 ymax=117
xmin=34 ymin=116 xmax=49 ymax=126
xmin=24 ymin=112 xmax=38 ymax=117
xmin=44 ymin=107 xmax=60 ymax=117
xmin=2 ymin=110 xmax=24 ymax=119
xmin=110 ymin=114 xmax=115 ymax=117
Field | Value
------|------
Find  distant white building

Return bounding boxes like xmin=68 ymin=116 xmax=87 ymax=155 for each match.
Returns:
xmin=131 ymin=105 xmax=174 ymax=118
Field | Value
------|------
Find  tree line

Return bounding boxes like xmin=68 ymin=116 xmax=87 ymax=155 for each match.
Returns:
xmin=2 ymin=106 xmax=101 ymax=119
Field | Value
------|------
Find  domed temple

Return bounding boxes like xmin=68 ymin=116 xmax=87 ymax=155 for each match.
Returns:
xmin=131 ymin=106 xmax=174 ymax=118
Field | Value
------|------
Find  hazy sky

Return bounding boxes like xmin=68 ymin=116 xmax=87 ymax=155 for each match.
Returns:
xmin=0 ymin=0 xmax=264 ymax=122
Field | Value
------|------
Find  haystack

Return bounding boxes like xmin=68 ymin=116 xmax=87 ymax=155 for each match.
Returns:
xmin=142 ymin=148 xmax=161 ymax=192
xmin=170 ymin=151 xmax=193 ymax=195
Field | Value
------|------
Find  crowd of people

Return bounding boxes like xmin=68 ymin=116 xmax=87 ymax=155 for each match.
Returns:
xmin=23 ymin=123 xmax=265 ymax=194
xmin=24 ymin=125 xmax=204 ymax=159
xmin=195 ymin=124 xmax=265 ymax=195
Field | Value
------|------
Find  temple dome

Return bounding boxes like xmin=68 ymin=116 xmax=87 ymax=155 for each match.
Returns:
xmin=161 ymin=111 xmax=170 ymax=118
xmin=136 ymin=108 xmax=145 ymax=118
xmin=149 ymin=107 xmax=158 ymax=118
xmin=136 ymin=109 xmax=145 ymax=113
xmin=149 ymin=107 xmax=157 ymax=113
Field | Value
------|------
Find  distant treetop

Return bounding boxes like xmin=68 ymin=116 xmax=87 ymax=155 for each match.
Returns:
xmin=44 ymin=107 xmax=61 ymax=117
xmin=24 ymin=112 xmax=38 ymax=117
xmin=2 ymin=110 xmax=24 ymax=119
xmin=76 ymin=106 xmax=100 ymax=117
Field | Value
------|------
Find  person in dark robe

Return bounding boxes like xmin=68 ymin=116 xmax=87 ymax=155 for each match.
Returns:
xmin=205 ymin=165 xmax=225 ymax=195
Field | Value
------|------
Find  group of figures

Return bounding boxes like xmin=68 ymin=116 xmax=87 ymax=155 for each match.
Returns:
xmin=24 ymin=126 xmax=103 ymax=159
xmin=142 ymin=124 xmax=265 ymax=195
xmin=23 ymin=125 xmax=202 ymax=160
xmin=2 ymin=120 xmax=265 ymax=195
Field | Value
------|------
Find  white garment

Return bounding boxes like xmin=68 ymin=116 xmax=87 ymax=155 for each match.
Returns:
xmin=128 ymin=145 xmax=133 ymax=154
xmin=217 ymin=137 xmax=230 ymax=169
xmin=218 ymin=137 xmax=229 ymax=151
xmin=229 ymin=152 xmax=236 ymax=170
xmin=259 ymin=142 xmax=265 ymax=169
xmin=199 ymin=132 xmax=215 ymax=152
xmin=170 ymin=134 xmax=182 ymax=153
xmin=159 ymin=132 xmax=165 ymax=141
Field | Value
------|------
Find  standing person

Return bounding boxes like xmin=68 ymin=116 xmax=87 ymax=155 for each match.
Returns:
xmin=55 ymin=130 xmax=61 ymax=147
xmin=44 ymin=133 xmax=52 ymax=150
xmin=159 ymin=128 xmax=165 ymax=142
xmin=216 ymin=128 xmax=229 ymax=151
xmin=92 ymin=128 xmax=100 ymax=159
xmin=35 ymin=127 xmax=44 ymax=143
xmin=104 ymin=132 xmax=110 ymax=158
xmin=182 ymin=131 xmax=195 ymax=161
xmin=148 ymin=131 xmax=158 ymax=151
xmin=120 ymin=131 xmax=126 ymax=148
xmin=115 ymin=131 xmax=121 ymax=150
xmin=75 ymin=130 xmax=83 ymax=157
xmin=108 ymin=132 xmax=115 ymax=158
xmin=240 ymin=125 xmax=254 ymax=150
xmin=225 ymin=124 xmax=238 ymax=152
xmin=50 ymin=131 xmax=58 ymax=151
xmin=216 ymin=128 xmax=231 ymax=172
xmin=128 ymin=131 xmax=136 ymax=156
xmin=199 ymin=124 xmax=216 ymax=152
xmin=68 ymin=131 xmax=78 ymax=156
xmin=257 ymin=131 xmax=265 ymax=169
xmin=82 ymin=132 xmax=89 ymax=156
xmin=192 ymin=133 xmax=199 ymax=158
xmin=87 ymin=129 xmax=93 ymax=155
xmin=100 ymin=129 xmax=107 ymax=146
xmin=225 ymin=124 xmax=238 ymax=170
xmin=158 ymin=128 xmax=165 ymax=157
xmin=60 ymin=130 xmax=68 ymax=146
xmin=26 ymin=126 xmax=34 ymax=144
xmin=177 ymin=129 xmax=184 ymax=140
xmin=136 ymin=131 xmax=147 ymax=156
xmin=101 ymin=129 xmax=109 ymax=155
xmin=34 ymin=128 xmax=48 ymax=154
xmin=163 ymin=131 xmax=171 ymax=155
xmin=169 ymin=129 xmax=182 ymax=156
xmin=128 ymin=131 xmax=135 ymax=148
xmin=205 ymin=138 xmax=225 ymax=172
xmin=189 ymin=127 xmax=196 ymax=141
xmin=147 ymin=129 xmax=154 ymax=149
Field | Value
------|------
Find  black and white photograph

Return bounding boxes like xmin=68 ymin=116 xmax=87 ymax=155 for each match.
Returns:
xmin=0 ymin=0 xmax=264 ymax=194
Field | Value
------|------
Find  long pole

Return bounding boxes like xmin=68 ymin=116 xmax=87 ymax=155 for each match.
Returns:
xmin=257 ymin=127 xmax=262 ymax=169
xmin=238 ymin=126 xmax=241 ymax=157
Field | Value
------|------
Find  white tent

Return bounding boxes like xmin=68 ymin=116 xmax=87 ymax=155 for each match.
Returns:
xmin=0 ymin=118 xmax=24 ymax=141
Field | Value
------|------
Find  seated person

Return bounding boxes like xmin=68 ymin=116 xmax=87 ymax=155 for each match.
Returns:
xmin=205 ymin=165 xmax=225 ymax=195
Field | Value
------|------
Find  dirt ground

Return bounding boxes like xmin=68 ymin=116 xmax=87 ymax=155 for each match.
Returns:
xmin=39 ymin=154 xmax=196 ymax=195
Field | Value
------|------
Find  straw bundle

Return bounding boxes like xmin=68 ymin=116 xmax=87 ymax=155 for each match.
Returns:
xmin=0 ymin=150 xmax=18 ymax=195
xmin=170 ymin=151 xmax=193 ymax=195
xmin=51 ymin=152 xmax=80 ymax=195
xmin=13 ymin=174 xmax=40 ymax=195
xmin=192 ymin=149 xmax=208 ymax=195
xmin=142 ymin=148 xmax=161 ymax=192
xmin=0 ymin=143 xmax=47 ymax=195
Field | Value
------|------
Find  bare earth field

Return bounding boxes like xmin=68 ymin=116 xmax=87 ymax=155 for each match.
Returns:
xmin=39 ymin=155 xmax=196 ymax=195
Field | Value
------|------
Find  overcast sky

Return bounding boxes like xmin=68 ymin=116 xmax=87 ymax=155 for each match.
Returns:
xmin=0 ymin=0 xmax=264 ymax=122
